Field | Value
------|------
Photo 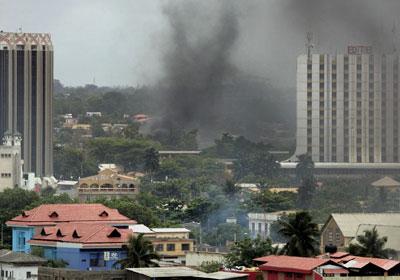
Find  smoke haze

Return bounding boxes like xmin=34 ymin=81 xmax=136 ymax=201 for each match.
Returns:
xmin=160 ymin=1 xmax=238 ymax=131
xmin=151 ymin=0 xmax=400 ymax=145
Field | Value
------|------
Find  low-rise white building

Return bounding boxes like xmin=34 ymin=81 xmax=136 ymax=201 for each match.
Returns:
xmin=0 ymin=249 xmax=47 ymax=280
xmin=248 ymin=211 xmax=295 ymax=239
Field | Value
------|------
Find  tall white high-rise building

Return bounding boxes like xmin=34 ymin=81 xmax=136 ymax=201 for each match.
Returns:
xmin=293 ymin=46 xmax=400 ymax=163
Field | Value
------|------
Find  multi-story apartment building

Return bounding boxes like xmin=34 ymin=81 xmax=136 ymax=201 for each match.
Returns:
xmin=294 ymin=46 xmax=400 ymax=163
xmin=0 ymin=31 xmax=53 ymax=176
xmin=0 ymin=131 xmax=23 ymax=190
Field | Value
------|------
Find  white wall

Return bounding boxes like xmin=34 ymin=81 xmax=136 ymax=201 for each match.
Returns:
xmin=0 ymin=263 xmax=40 ymax=280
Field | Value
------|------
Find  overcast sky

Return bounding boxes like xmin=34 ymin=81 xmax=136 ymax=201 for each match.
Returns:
xmin=1 ymin=0 xmax=398 ymax=87
xmin=0 ymin=0 xmax=168 ymax=86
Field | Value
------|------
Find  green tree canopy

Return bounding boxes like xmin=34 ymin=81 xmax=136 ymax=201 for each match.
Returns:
xmin=225 ymin=237 xmax=273 ymax=268
xmin=114 ymin=233 xmax=160 ymax=268
xmin=278 ymin=211 xmax=319 ymax=257
xmin=348 ymin=226 xmax=396 ymax=259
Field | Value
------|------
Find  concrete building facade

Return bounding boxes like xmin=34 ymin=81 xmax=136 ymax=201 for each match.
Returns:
xmin=0 ymin=31 xmax=53 ymax=176
xmin=294 ymin=47 xmax=400 ymax=163
xmin=0 ymin=132 xmax=23 ymax=190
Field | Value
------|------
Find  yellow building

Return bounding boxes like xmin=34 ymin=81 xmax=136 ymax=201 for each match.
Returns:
xmin=77 ymin=169 xmax=140 ymax=202
xmin=151 ymin=228 xmax=194 ymax=260
xmin=129 ymin=225 xmax=194 ymax=263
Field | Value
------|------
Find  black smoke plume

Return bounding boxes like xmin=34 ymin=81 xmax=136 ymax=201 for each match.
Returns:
xmin=157 ymin=1 xmax=239 ymax=136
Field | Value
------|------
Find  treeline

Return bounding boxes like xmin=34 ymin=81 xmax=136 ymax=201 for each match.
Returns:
xmin=53 ymin=77 xmax=296 ymax=146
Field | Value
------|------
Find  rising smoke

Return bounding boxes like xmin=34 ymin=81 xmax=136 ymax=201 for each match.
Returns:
xmin=159 ymin=1 xmax=238 ymax=132
xmin=152 ymin=0 xmax=400 ymax=146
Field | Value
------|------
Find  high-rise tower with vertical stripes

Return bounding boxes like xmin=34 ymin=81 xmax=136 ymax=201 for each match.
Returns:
xmin=294 ymin=46 xmax=400 ymax=163
xmin=0 ymin=32 xmax=53 ymax=176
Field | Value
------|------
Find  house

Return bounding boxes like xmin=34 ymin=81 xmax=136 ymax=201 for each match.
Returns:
xmin=255 ymin=255 xmax=349 ymax=280
xmin=320 ymin=213 xmax=400 ymax=253
xmin=371 ymin=176 xmax=400 ymax=191
xmin=6 ymin=203 xmax=136 ymax=253
xmin=318 ymin=252 xmax=400 ymax=276
xmin=77 ymin=169 xmax=140 ymax=202
xmin=0 ymin=249 xmax=47 ymax=280
xmin=28 ymin=223 xmax=131 ymax=271
xmin=126 ymin=267 xmax=248 ymax=280
xmin=56 ymin=180 xmax=78 ymax=198
xmin=256 ymin=253 xmax=400 ymax=280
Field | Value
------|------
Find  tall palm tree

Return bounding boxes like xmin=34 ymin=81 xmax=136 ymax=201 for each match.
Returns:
xmin=115 ymin=233 xmax=160 ymax=268
xmin=348 ymin=226 xmax=396 ymax=259
xmin=295 ymin=154 xmax=314 ymax=182
xmin=278 ymin=211 xmax=319 ymax=257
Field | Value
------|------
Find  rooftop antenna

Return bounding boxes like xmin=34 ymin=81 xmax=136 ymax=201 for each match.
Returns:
xmin=306 ymin=32 xmax=314 ymax=60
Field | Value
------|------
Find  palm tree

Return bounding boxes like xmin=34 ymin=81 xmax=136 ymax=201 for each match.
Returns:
xmin=114 ymin=233 xmax=160 ymax=268
xmin=295 ymin=154 xmax=314 ymax=182
xmin=348 ymin=226 xmax=396 ymax=258
xmin=278 ymin=211 xmax=319 ymax=257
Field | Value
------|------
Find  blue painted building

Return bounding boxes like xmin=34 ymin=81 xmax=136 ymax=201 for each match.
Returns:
xmin=11 ymin=227 xmax=35 ymax=253
xmin=6 ymin=203 xmax=136 ymax=253
xmin=40 ymin=246 xmax=127 ymax=270
xmin=28 ymin=223 xmax=131 ymax=271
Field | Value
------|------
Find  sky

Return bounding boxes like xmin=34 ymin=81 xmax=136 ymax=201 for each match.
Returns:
xmin=0 ymin=0 xmax=167 ymax=86
xmin=0 ymin=0 xmax=310 ymax=88
xmin=1 ymin=0 xmax=400 ymax=87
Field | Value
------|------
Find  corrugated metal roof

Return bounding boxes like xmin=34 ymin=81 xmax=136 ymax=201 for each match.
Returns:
xmin=331 ymin=213 xmax=400 ymax=237
xmin=129 ymin=224 xmax=154 ymax=233
xmin=126 ymin=267 xmax=246 ymax=279
xmin=152 ymin=228 xmax=190 ymax=233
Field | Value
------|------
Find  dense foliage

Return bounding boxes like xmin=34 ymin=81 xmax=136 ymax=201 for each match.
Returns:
xmin=278 ymin=211 xmax=320 ymax=257
xmin=348 ymin=226 xmax=397 ymax=259
xmin=225 ymin=237 xmax=273 ymax=268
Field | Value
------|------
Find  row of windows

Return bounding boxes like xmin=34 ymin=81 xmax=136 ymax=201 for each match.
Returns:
xmin=1 ymin=173 xmax=11 ymax=178
xmin=251 ymin=222 xmax=269 ymax=233
xmin=0 ymin=153 xmax=11 ymax=158
xmin=154 ymin=243 xmax=190 ymax=252
xmin=327 ymin=231 xmax=341 ymax=242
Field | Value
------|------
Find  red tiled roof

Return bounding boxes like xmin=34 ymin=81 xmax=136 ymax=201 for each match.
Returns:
xmin=28 ymin=223 xmax=132 ymax=248
xmin=330 ymin=252 xmax=350 ymax=258
xmin=323 ymin=268 xmax=349 ymax=274
xmin=6 ymin=204 xmax=136 ymax=227
xmin=318 ymin=252 xmax=400 ymax=271
xmin=257 ymin=256 xmax=330 ymax=274
xmin=352 ymin=257 xmax=400 ymax=271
